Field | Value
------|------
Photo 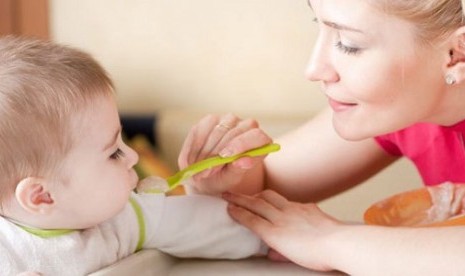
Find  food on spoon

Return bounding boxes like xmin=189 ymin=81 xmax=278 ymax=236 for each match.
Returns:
xmin=136 ymin=175 xmax=170 ymax=194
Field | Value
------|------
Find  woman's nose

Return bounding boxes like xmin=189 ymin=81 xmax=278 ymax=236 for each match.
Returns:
xmin=305 ymin=41 xmax=339 ymax=83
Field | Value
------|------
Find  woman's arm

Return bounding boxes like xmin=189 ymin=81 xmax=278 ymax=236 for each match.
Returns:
xmin=237 ymin=107 xmax=398 ymax=202
xmin=224 ymin=190 xmax=465 ymax=275
xmin=329 ymin=224 xmax=465 ymax=275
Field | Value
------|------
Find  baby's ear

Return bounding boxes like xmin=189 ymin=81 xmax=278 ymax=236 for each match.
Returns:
xmin=15 ymin=177 xmax=55 ymax=215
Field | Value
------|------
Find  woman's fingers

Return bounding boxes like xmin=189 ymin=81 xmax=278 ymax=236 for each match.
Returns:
xmin=196 ymin=113 xmax=240 ymax=161
xmin=212 ymin=118 xmax=259 ymax=155
xmin=178 ymin=113 xmax=247 ymax=165
xmin=226 ymin=202 xmax=274 ymax=236
xmin=178 ymin=114 xmax=216 ymax=168
xmin=257 ymin=189 xmax=289 ymax=210
xmin=225 ymin=190 xmax=342 ymax=271
xmin=218 ymin=123 xmax=272 ymax=158
xmin=179 ymin=113 xmax=271 ymax=166
xmin=223 ymin=191 xmax=286 ymax=222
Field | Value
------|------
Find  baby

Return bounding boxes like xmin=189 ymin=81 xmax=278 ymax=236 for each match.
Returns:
xmin=0 ymin=36 xmax=266 ymax=275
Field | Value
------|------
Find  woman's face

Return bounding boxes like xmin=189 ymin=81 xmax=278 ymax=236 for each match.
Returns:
xmin=307 ymin=0 xmax=449 ymax=140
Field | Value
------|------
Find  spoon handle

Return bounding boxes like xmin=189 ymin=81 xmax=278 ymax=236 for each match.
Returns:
xmin=166 ymin=143 xmax=280 ymax=190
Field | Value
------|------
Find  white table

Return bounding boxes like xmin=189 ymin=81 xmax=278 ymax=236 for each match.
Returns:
xmin=90 ymin=249 xmax=345 ymax=276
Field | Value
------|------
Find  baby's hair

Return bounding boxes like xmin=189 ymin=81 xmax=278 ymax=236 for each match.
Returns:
xmin=369 ymin=0 xmax=463 ymax=45
xmin=0 ymin=36 xmax=114 ymax=203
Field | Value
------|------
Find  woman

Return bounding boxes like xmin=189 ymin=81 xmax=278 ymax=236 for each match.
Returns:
xmin=178 ymin=0 xmax=465 ymax=274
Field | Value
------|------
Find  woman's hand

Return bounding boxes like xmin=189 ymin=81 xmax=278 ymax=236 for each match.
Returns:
xmin=178 ymin=113 xmax=273 ymax=195
xmin=223 ymin=189 xmax=342 ymax=271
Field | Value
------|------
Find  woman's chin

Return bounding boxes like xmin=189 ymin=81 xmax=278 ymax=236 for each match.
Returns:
xmin=332 ymin=119 xmax=370 ymax=141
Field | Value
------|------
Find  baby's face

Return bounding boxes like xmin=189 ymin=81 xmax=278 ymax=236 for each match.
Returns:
xmin=51 ymin=95 xmax=139 ymax=229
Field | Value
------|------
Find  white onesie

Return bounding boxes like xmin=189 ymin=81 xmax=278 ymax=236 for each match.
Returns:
xmin=0 ymin=192 xmax=267 ymax=275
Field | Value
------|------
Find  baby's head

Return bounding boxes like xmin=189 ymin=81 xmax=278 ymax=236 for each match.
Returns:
xmin=0 ymin=36 xmax=139 ymax=229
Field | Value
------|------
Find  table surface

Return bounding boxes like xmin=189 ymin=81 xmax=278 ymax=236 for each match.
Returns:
xmin=170 ymin=257 xmax=346 ymax=276
xmin=89 ymin=249 xmax=346 ymax=276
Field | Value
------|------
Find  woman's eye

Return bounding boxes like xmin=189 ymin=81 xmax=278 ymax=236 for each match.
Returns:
xmin=335 ymin=41 xmax=361 ymax=55
xmin=110 ymin=148 xmax=125 ymax=160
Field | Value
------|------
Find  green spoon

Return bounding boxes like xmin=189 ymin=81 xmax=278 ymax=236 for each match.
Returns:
xmin=136 ymin=143 xmax=281 ymax=193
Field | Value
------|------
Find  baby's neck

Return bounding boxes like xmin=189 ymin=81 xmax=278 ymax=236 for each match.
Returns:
xmin=0 ymin=199 xmax=60 ymax=231
xmin=3 ymin=216 xmax=75 ymax=237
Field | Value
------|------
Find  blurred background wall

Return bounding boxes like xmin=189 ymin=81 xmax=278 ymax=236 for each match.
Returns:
xmin=49 ymin=0 xmax=324 ymax=117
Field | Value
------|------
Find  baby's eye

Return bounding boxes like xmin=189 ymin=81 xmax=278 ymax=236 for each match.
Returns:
xmin=110 ymin=148 xmax=125 ymax=160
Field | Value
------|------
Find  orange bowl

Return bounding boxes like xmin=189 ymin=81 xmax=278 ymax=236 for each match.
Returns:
xmin=364 ymin=184 xmax=465 ymax=227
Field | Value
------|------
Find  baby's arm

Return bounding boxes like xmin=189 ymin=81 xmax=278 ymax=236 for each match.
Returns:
xmin=141 ymin=194 xmax=267 ymax=259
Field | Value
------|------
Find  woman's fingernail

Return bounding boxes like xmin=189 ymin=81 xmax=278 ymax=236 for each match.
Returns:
xmin=219 ymin=148 xmax=233 ymax=157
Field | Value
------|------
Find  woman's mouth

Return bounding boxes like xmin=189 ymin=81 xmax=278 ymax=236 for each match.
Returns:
xmin=327 ymin=97 xmax=357 ymax=112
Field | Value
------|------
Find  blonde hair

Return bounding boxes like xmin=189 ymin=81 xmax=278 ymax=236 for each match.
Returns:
xmin=0 ymin=36 xmax=114 ymax=201
xmin=369 ymin=0 xmax=464 ymax=44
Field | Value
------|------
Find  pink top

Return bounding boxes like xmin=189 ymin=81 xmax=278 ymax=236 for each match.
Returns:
xmin=375 ymin=120 xmax=465 ymax=186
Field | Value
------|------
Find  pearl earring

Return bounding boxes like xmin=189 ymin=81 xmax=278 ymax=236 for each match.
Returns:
xmin=445 ymin=74 xmax=456 ymax=85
